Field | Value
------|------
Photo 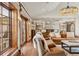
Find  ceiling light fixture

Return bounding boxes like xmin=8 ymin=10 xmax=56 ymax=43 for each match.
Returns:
xmin=60 ymin=2 xmax=78 ymax=16
xmin=67 ymin=2 xmax=69 ymax=8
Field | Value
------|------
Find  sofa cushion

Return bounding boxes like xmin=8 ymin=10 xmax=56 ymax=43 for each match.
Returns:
xmin=48 ymin=43 xmax=56 ymax=49
xmin=67 ymin=32 xmax=74 ymax=38
xmin=44 ymin=47 xmax=66 ymax=56
xmin=49 ymin=47 xmax=66 ymax=56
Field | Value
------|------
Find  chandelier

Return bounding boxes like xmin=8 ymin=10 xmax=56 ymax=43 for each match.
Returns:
xmin=60 ymin=2 xmax=78 ymax=16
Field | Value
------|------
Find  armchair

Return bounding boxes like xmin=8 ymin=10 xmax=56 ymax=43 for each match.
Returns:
xmin=33 ymin=35 xmax=66 ymax=56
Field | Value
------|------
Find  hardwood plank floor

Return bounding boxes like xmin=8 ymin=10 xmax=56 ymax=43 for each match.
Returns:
xmin=21 ymin=42 xmax=38 ymax=56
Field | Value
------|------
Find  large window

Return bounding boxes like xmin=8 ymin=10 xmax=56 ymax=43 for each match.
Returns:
xmin=0 ymin=3 xmax=11 ymax=53
xmin=20 ymin=16 xmax=26 ymax=46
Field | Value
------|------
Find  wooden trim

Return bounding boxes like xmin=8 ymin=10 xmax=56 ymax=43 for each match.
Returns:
xmin=25 ymin=21 xmax=27 ymax=42
xmin=0 ymin=2 xmax=9 ymax=10
xmin=11 ymin=9 xmax=18 ymax=48
xmin=9 ymin=2 xmax=17 ymax=10
xmin=9 ymin=11 xmax=12 ymax=48
xmin=20 ymin=15 xmax=28 ymax=21
xmin=0 ymin=2 xmax=16 ymax=10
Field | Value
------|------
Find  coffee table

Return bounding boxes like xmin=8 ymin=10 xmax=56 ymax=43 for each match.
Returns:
xmin=61 ymin=40 xmax=79 ymax=54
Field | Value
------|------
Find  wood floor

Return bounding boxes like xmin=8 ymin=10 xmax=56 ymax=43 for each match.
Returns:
xmin=21 ymin=42 xmax=38 ymax=56
xmin=21 ymin=42 xmax=66 ymax=56
xmin=20 ymin=41 xmax=79 ymax=56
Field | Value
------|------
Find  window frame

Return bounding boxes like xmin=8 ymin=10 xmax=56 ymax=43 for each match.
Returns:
xmin=0 ymin=2 xmax=12 ymax=55
xmin=20 ymin=15 xmax=27 ymax=46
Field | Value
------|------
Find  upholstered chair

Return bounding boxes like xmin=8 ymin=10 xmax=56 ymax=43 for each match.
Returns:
xmin=33 ymin=32 xmax=66 ymax=56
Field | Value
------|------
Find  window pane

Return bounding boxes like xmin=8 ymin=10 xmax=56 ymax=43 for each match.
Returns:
xmin=2 ymin=36 xmax=9 ymax=50
xmin=2 ymin=25 xmax=9 ymax=50
xmin=3 ymin=25 xmax=9 ymax=32
xmin=0 ymin=4 xmax=11 ymax=53
xmin=1 ymin=5 xmax=10 ymax=52
xmin=3 ymin=17 xmax=9 ymax=25
xmin=2 ymin=7 xmax=9 ymax=17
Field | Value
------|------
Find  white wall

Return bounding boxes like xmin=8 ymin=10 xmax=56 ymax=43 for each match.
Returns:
xmin=75 ymin=18 xmax=79 ymax=36
xmin=52 ymin=22 xmax=60 ymax=29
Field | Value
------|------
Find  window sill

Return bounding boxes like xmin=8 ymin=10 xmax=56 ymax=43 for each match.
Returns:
xmin=0 ymin=48 xmax=17 ymax=56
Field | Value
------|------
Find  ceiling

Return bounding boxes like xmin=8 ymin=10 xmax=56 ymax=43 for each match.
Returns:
xmin=22 ymin=2 xmax=79 ymax=21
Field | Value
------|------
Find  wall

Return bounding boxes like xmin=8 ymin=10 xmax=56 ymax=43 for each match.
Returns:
xmin=75 ymin=17 xmax=79 ymax=36
xmin=32 ymin=17 xmax=78 ymax=37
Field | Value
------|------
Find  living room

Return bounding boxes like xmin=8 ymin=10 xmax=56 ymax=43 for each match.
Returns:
xmin=30 ymin=2 xmax=79 ymax=56
xmin=0 ymin=1 xmax=79 ymax=59
xmin=0 ymin=1 xmax=79 ymax=57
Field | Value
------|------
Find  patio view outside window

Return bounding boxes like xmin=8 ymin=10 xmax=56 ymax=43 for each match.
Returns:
xmin=0 ymin=4 xmax=11 ymax=52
